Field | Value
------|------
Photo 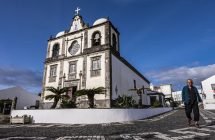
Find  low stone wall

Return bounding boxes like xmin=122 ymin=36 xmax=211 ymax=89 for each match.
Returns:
xmin=11 ymin=107 xmax=172 ymax=124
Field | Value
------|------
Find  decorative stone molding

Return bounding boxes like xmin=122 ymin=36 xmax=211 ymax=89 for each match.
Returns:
xmin=41 ymin=65 xmax=47 ymax=101
xmin=105 ymin=23 xmax=110 ymax=44
xmin=105 ymin=50 xmax=111 ymax=108
xmin=62 ymin=37 xmax=66 ymax=55
xmin=84 ymin=30 xmax=88 ymax=49
xmin=83 ymin=44 xmax=109 ymax=54
xmin=82 ymin=56 xmax=87 ymax=88
xmin=45 ymin=55 xmax=65 ymax=63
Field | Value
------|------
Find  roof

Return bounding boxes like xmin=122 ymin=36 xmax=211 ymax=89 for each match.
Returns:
xmin=93 ymin=18 xmax=108 ymax=26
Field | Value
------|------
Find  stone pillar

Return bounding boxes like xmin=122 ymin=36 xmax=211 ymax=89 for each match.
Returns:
xmin=105 ymin=50 xmax=112 ymax=108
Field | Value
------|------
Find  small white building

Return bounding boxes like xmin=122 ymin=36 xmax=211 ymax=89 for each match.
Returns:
xmin=150 ymin=84 xmax=172 ymax=98
xmin=41 ymin=9 xmax=150 ymax=108
xmin=146 ymin=91 xmax=165 ymax=107
xmin=172 ymin=91 xmax=182 ymax=103
xmin=159 ymin=84 xmax=172 ymax=98
xmin=202 ymin=75 xmax=215 ymax=110
xmin=0 ymin=86 xmax=40 ymax=110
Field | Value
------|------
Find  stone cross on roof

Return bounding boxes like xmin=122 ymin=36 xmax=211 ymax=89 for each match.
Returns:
xmin=75 ymin=7 xmax=81 ymax=15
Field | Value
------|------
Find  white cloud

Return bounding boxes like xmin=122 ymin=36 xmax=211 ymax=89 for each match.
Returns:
xmin=146 ymin=64 xmax=215 ymax=90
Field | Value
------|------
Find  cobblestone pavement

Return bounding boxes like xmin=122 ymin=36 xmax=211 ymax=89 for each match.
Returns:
xmin=0 ymin=109 xmax=215 ymax=139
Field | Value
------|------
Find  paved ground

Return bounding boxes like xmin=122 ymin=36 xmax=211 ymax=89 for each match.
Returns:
xmin=0 ymin=108 xmax=215 ymax=139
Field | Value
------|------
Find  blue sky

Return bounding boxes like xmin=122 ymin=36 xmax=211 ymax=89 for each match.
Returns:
xmin=0 ymin=0 xmax=215 ymax=92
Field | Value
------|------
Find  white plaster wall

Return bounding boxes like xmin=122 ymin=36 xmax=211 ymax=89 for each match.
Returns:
xmin=172 ymin=91 xmax=182 ymax=102
xmin=202 ymin=75 xmax=215 ymax=102
xmin=88 ymin=26 xmax=105 ymax=48
xmin=204 ymin=104 xmax=215 ymax=110
xmin=111 ymin=55 xmax=150 ymax=105
xmin=159 ymin=85 xmax=172 ymax=96
xmin=11 ymin=107 xmax=172 ymax=124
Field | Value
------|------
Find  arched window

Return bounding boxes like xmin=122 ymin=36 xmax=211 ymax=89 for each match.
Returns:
xmin=92 ymin=31 xmax=101 ymax=46
xmin=112 ymin=34 xmax=117 ymax=50
xmin=52 ymin=43 xmax=59 ymax=57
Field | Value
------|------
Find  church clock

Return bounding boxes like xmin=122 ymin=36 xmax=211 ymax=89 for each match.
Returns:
xmin=68 ymin=41 xmax=80 ymax=55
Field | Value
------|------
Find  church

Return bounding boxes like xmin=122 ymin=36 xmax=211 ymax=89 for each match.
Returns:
xmin=41 ymin=8 xmax=150 ymax=108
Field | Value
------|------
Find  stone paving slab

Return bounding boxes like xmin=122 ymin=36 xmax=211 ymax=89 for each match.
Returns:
xmin=0 ymin=109 xmax=214 ymax=139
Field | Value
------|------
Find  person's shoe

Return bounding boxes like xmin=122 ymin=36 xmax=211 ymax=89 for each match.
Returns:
xmin=188 ymin=119 xmax=192 ymax=126
xmin=195 ymin=122 xmax=200 ymax=128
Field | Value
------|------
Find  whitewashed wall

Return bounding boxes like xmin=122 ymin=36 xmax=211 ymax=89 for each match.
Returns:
xmin=204 ymin=104 xmax=215 ymax=110
xmin=11 ymin=108 xmax=172 ymax=124
xmin=111 ymin=54 xmax=150 ymax=105
xmin=159 ymin=85 xmax=172 ymax=97
xmin=172 ymin=91 xmax=182 ymax=102
xmin=202 ymin=75 xmax=215 ymax=102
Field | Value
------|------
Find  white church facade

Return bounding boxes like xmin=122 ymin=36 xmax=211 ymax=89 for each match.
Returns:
xmin=41 ymin=9 xmax=150 ymax=108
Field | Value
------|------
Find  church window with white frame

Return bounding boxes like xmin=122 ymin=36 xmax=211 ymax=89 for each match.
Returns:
xmin=91 ymin=56 xmax=101 ymax=77
xmin=68 ymin=61 xmax=77 ymax=80
xmin=92 ymin=31 xmax=101 ymax=46
xmin=49 ymin=64 xmax=57 ymax=82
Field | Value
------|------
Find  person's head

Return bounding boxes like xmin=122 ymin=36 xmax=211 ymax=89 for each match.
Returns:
xmin=187 ymin=79 xmax=193 ymax=87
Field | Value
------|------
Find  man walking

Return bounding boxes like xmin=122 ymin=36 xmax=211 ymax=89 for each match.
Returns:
xmin=182 ymin=79 xmax=202 ymax=127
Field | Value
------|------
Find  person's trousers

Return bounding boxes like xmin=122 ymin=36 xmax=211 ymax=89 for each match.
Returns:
xmin=185 ymin=101 xmax=200 ymax=121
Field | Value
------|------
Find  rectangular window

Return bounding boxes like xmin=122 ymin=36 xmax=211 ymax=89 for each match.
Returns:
xmin=49 ymin=65 xmax=57 ymax=82
xmin=91 ymin=56 xmax=101 ymax=77
xmin=68 ymin=61 xmax=77 ymax=80
xmin=211 ymin=84 xmax=215 ymax=91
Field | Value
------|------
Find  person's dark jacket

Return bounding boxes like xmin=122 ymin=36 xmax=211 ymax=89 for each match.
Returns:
xmin=182 ymin=86 xmax=202 ymax=104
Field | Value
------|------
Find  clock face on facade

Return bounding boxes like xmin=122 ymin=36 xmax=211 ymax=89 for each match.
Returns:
xmin=68 ymin=41 xmax=80 ymax=55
